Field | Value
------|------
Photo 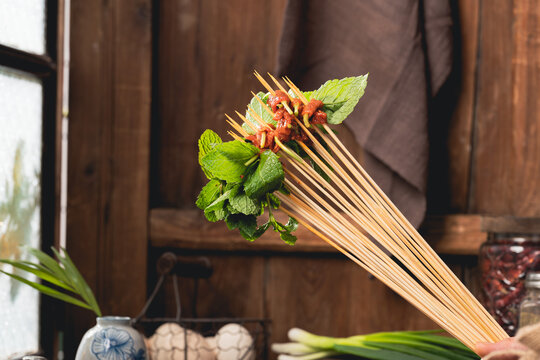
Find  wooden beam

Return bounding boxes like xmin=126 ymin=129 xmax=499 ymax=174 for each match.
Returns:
xmin=150 ymin=208 xmax=332 ymax=253
xmin=420 ymin=214 xmax=486 ymax=255
xmin=150 ymin=209 xmax=487 ymax=255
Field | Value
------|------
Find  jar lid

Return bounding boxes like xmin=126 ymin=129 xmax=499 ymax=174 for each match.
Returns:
xmin=526 ymin=272 xmax=540 ymax=288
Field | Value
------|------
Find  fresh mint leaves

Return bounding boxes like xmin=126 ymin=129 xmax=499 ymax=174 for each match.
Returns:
xmin=244 ymin=150 xmax=284 ymax=199
xmin=308 ymin=75 xmax=368 ymax=125
xmin=201 ymin=140 xmax=259 ymax=183
xmin=196 ymin=179 xmax=222 ymax=210
xmin=198 ymin=130 xmax=223 ymax=179
xmin=197 ymin=133 xmax=296 ymax=244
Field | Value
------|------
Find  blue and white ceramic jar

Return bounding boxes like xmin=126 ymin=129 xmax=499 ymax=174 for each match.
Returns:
xmin=75 ymin=316 xmax=147 ymax=360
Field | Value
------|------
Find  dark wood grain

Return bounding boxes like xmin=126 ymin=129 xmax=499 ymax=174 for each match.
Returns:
xmin=155 ymin=0 xmax=287 ymax=208
xmin=447 ymin=0 xmax=479 ymax=212
xmin=66 ymin=0 xmax=151 ymax=356
xmin=470 ymin=0 xmax=540 ymax=216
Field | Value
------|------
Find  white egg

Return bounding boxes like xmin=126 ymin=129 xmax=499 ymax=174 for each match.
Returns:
xmin=215 ymin=324 xmax=255 ymax=360
xmin=149 ymin=322 xmax=216 ymax=360
xmin=205 ymin=336 xmax=218 ymax=356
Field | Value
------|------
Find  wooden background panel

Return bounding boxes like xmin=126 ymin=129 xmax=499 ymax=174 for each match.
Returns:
xmin=155 ymin=0 xmax=288 ymax=208
xmin=66 ymin=0 xmax=151 ymax=357
xmin=152 ymin=253 xmax=454 ymax=358
xmin=471 ymin=0 xmax=540 ymax=216
xmin=174 ymin=255 xmax=266 ymax=319
xmin=447 ymin=0 xmax=479 ymax=212
xmin=266 ymin=256 xmax=355 ymax=343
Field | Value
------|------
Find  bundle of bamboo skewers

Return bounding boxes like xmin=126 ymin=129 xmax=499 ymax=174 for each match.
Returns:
xmin=223 ymin=72 xmax=509 ymax=351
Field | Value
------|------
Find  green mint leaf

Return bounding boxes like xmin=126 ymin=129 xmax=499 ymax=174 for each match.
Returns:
xmin=203 ymin=186 xmax=238 ymax=222
xmin=198 ymin=130 xmax=223 ymax=179
xmin=252 ymin=222 xmax=271 ymax=240
xmin=204 ymin=207 xmax=227 ymax=222
xmin=226 ymin=214 xmax=259 ymax=241
xmin=279 ymin=232 xmax=297 ymax=245
xmin=278 ymin=183 xmax=290 ymax=195
xmin=229 ymin=190 xmax=261 ymax=215
xmin=267 ymin=193 xmax=281 ymax=209
xmin=267 ymin=215 xmax=298 ymax=245
xmin=196 ymin=179 xmax=222 ymax=210
xmin=226 ymin=202 xmax=240 ymax=214
xmin=201 ymin=140 xmax=259 ymax=183
xmin=243 ymin=150 xmax=284 ymax=199
xmin=243 ymin=92 xmax=273 ymax=135
xmin=309 ymin=75 xmax=368 ymax=124
xmin=284 ymin=217 xmax=299 ymax=232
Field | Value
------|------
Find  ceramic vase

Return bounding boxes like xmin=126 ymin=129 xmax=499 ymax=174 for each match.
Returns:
xmin=75 ymin=316 xmax=147 ymax=360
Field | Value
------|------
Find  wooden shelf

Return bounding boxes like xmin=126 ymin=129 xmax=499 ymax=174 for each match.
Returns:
xmin=150 ymin=209 xmax=488 ymax=255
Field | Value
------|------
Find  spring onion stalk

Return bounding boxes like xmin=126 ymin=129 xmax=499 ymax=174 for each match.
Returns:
xmin=282 ymin=101 xmax=294 ymax=115
xmin=272 ymin=342 xmax=319 ymax=355
xmin=277 ymin=351 xmax=339 ymax=360
xmin=272 ymin=328 xmax=479 ymax=360
xmin=274 ymin=137 xmax=304 ymax=163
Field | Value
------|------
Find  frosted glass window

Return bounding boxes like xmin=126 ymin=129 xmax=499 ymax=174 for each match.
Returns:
xmin=0 ymin=66 xmax=43 ymax=359
xmin=0 ymin=0 xmax=46 ymax=54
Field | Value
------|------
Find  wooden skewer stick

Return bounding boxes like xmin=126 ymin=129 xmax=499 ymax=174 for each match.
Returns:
xmin=267 ymin=72 xmax=290 ymax=94
xmin=247 ymin=106 xmax=273 ymax=130
xmin=277 ymin=194 xmax=481 ymax=348
xmin=227 ymin=131 xmax=243 ymax=141
xmin=225 ymin=115 xmax=249 ymax=137
xmin=282 ymin=144 xmax=490 ymax=340
xmin=234 ymin=111 xmax=258 ymax=133
xmin=283 ymin=77 xmax=308 ymax=104
xmin=292 ymin=130 xmax=496 ymax=340
xmin=313 ymin=125 xmax=506 ymax=340
xmin=251 ymin=91 xmax=274 ymax=117
xmin=254 ymin=70 xmax=275 ymax=95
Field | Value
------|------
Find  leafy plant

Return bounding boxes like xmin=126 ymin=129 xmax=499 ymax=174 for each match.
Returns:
xmin=197 ymin=130 xmax=297 ymax=244
xmin=0 ymin=247 xmax=102 ymax=316
xmin=196 ymin=76 xmax=368 ymax=244
xmin=272 ymin=328 xmax=479 ymax=360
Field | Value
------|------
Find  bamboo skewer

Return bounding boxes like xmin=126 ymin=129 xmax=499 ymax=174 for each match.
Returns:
xmin=313 ymin=125 xmax=506 ymax=339
xmin=280 ymin=76 xmax=504 ymax=340
xmin=277 ymin=193 xmax=482 ymax=348
xmin=222 ymin=72 xmax=509 ymax=351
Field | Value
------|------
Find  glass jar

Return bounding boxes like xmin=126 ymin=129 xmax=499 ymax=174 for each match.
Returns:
xmin=519 ymin=272 xmax=540 ymax=328
xmin=479 ymin=233 xmax=540 ymax=335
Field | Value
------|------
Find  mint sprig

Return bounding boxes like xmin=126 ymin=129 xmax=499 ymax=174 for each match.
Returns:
xmin=196 ymin=132 xmax=297 ymax=244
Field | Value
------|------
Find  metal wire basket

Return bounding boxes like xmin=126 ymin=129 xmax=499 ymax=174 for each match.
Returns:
xmin=133 ymin=252 xmax=270 ymax=360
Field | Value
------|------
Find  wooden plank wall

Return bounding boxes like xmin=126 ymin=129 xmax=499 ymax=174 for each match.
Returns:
xmin=144 ymin=0 xmax=540 ymax=358
xmin=470 ymin=0 xmax=540 ymax=216
xmin=147 ymin=1 xmax=482 ymax=357
xmin=66 ymin=0 xmax=152 ymax=357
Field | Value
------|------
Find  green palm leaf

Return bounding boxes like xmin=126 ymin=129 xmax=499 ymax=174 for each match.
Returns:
xmin=53 ymin=247 xmax=101 ymax=316
xmin=0 ymin=259 xmax=75 ymax=293
xmin=0 ymin=270 xmax=93 ymax=311
xmin=1 ymin=247 xmax=102 ymax=316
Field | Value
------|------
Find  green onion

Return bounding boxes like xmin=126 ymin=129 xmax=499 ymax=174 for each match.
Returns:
xmin=272 ymin=328 xmax=479 ymax=360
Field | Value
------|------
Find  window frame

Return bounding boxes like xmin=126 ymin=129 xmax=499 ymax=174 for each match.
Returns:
xmin=0 ymin=0 xmax=63 ymax=357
